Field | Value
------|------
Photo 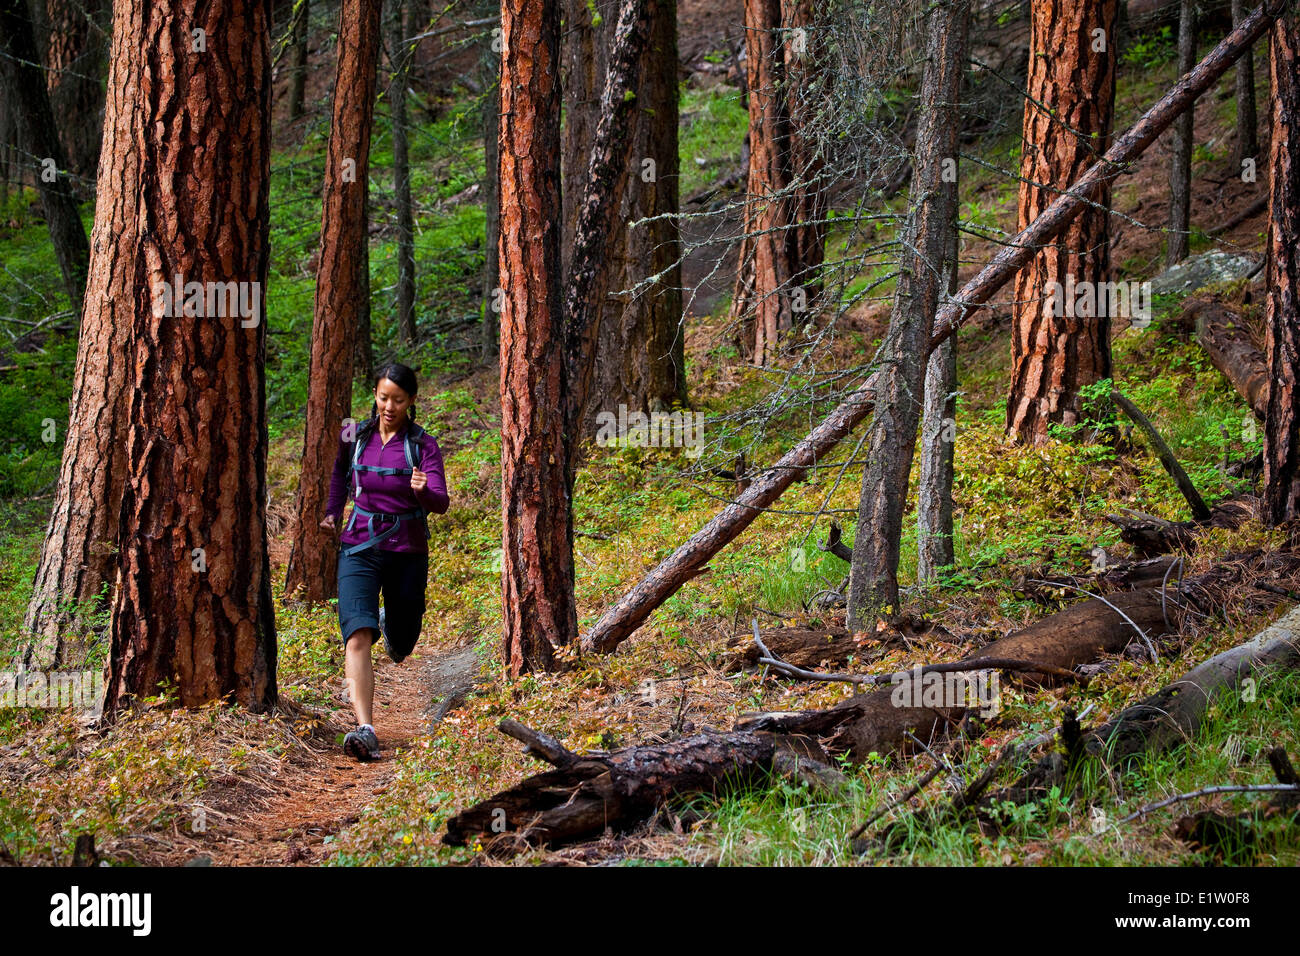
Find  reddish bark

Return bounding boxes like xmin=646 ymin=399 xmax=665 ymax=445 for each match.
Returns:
xmin=102 ymin=0 xmax=277 ymax=712
xmin=730 ymin=0 xmax=822 ymax=365
xmin=581 ymin=8 xmax=1279 ymax=655
xmin=284 ymin=0 xmax=383 ymax=603
xmin=499 ymin=0 xmax=571 ymax=675
xmin=1263 ymin=6 xmax=1300 ymax=525
xmin=1006 ymin=0 xmax=1118 ymax=444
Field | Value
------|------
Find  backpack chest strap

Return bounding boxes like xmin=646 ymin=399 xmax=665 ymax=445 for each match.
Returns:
xmin=352 ymin=427 xmax=422 ymax=497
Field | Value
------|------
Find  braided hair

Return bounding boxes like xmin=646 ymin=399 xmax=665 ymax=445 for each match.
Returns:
xmin=353 ymin=363 xmax=420 ymax=451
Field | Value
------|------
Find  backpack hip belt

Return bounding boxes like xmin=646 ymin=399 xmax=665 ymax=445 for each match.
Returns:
xmin=343 ymin=505 xmax=428 ymax=556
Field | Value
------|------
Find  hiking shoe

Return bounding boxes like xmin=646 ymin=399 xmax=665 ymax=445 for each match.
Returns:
xmin=343 ymin=724 xmax=380 ymax=762
xmin=380 ymin=606 xmax=407 ymax=664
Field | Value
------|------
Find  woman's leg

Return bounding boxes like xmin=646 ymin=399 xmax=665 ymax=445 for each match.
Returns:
xmin=337 ymin=549 xmax=383 ymax=728
xmin=378 ymin=549 xmax=429 ymax=661
xmin=344 ymin=629 xmax=375 ymax=727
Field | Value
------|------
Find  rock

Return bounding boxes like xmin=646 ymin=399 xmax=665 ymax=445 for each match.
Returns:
xmin=1149 ymin=250 xmax=1259 ymax=296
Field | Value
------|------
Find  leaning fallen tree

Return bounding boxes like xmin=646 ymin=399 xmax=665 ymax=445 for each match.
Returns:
xmin=579 ymin=4 xmax=1283 ymax=656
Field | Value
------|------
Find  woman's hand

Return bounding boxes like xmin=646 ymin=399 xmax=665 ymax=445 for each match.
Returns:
xmin=411 ymin=468 xmax=427 ymax=493
xmin=319 ymin=515 xmax=338 ymax=535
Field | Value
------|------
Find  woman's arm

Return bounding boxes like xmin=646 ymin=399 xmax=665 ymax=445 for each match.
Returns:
xmin=324 ymin=430 xmax=352 ymax=519
xmin=412 ymin=435 xmax=450 ymax=514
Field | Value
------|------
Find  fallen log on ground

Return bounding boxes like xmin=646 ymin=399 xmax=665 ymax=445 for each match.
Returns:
xmin=1084 ymin=605 xmax=1300 ymax=763
xmin=725 ymin=626 xmax=859 ymax=670
xmin=983 ymin=602 xmax=1300 ymax=809
xmin=1105 ymin=494 xmax=1258 ymax=556
xmin=731 ymin=551 xmax=1290 ymax=678
xmin=449 ymin=555 xmax=1298 ymax=851
xmin=577 ymin=8 xmax=1280 ymax=657
xmin=1023 ymin=554 xmax=1183 ymax=600
xmin=1179 ymin=296 xmax=1268 ymax=419
xmin=442 ymin=721 xmax=845 ymax=851
xmin=1208 ymin=194 xmax=1268 ymax=235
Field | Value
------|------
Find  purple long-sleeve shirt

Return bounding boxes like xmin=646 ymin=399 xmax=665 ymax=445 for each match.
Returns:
xmin=325 ymin=420 xmax=450 ymax=553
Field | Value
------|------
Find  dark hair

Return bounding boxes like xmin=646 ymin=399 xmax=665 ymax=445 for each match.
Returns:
xmin=355 ymin=363 xmax=419 ymax=449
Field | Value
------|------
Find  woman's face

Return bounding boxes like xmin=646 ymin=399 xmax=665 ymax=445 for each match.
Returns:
xmin=375 ymin=378 xmax=414 ymax=428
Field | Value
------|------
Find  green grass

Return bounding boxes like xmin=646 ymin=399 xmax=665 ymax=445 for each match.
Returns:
xmin=678 ymin=83 xmax=748 ymax=197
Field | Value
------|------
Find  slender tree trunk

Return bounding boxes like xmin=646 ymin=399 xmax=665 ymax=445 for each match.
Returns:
xmin=847 ymin=0 xmax=969 ymax=625
xmin=40 ymin=0 xmax=106 ymax=185
xmin=0 ymin=0 xmax=90 ymax=309
xmin=781 ymin=0 xmax=824 ymax=312
xmin=500 ymin=0 xmax=571 ymax=675
xmin=289 ymin=0 xmax=310 ymax=121
xmin=731 ymin=0 xmax=791 ymax=366
xmin=1168 ymin=0 xmax=1196 ymax=266
xmin=480 ymin=0 xmax=500 ymax=361
xmin=1263 ymin=4 xmax=1300 ymax=526
xmin=1230 ymin=0 xmax=1258 ymax=171
xmin=1006 ymin=0 xmax=1118 ymax=444
xmin=20 ymin=0 xmax=133 ymax=666
xmin=562 ymin=0 xmax=684 ymax=439
xmin=388 ymin=0 xmax=417 ymax=344
xmin=284 ymin=0 xmax=382 ymax=603
xmin=917 ymin=182 xmax=961 ymax=583
xmin=101 ymin=0 xmax=276 ymax=713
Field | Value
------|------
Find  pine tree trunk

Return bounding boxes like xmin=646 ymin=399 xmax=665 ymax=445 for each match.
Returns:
xmin=388 ymin=0 xmax=417 ymax=344
xmin=847 ymin=0 xmax=969 ymax=625
xmin=18 ymin=0 xmax=130 ymax=667
xmin=40 ymin=0 xmax=106 ymax=185
xmin=102 ymin=0 xmax=276 ymax=713
xmin=731 ymin=0 xmax=792 ymax=366
xmin=500 ymin=0 xmax=572 ymax=675
xmin=289 ymin=0 xmax=309 ymax=121
xmin=1229 ymin=0 xmax=1257 ymax=171
xmin=917 ymin=184 xmax=961 ymax=583
xmin=781 ymin=0 xmax=824 ymax=313
xmin=1167 ymin=0 xmax=1196 ymax=266
xmin=1006 ymin=0 xmax=1118 ymax=444
xmin=283 ymin=0 xmax=382 ymax=603
xmin=1263 ymin=5 xmax=1300 ymax=526
xmin=562 ymin=0 xmax=684 ymax=440
xmin=479 ymin=0 xmax=500 ymax=361
xmin=0 ymin=0 xmax=90 ymax=309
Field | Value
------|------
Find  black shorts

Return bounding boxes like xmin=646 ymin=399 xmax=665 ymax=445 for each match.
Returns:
xmin=337 ymin=547 xmax=428 ymax=656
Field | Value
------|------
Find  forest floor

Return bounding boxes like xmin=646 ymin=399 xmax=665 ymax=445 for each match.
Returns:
xmin=2 ymin=4 xmax=1297 ymax=867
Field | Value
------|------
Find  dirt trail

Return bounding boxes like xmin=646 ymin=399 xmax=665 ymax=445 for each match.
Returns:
xmin=160 ymin=645 xmax=476 ymax=867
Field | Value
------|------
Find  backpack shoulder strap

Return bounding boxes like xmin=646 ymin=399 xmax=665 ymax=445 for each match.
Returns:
xmin=404 ymin=422 xmax=429 ymax=470
xmin=351 ymin=429 xmax=366 ymax=499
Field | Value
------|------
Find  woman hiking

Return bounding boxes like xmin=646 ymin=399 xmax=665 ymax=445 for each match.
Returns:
xmin=321 ymin=363 xmax=449 ymax=761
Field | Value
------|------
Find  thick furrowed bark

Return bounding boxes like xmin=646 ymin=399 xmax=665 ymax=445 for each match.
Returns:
xmin=283 ymin=0 xmax=382 ymax=604
xmin=1006 ymin=0 xmax=1117 ymax=444
xmin=1263 ymin=5 xmax=1300 ymax=525
xmin=499 ymin=0 xmax=570 ymax=674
